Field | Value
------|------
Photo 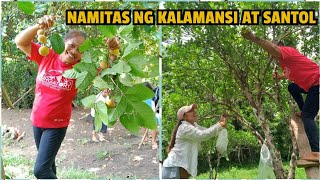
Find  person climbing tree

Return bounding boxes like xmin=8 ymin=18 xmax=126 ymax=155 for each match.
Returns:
xmin=241 ymin=29 xmax=319 ymax=162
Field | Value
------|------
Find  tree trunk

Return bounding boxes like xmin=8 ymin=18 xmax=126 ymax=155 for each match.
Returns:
xmin=242 ymin=82 xmax=287 ymax=178
xmin=207 ymin=154 xmax=213 ymax=179
xmin=1 ymin=82 xmax=14 ymax=109
xmin=255 ymin=111 xmax=288 ymax=178
xmin=1 ymin=157 xmax=5 ymax=180
xmin=290 ymin=114 xmax=319 ymax=179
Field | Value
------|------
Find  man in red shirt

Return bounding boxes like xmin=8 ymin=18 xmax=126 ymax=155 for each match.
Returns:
xmin=241 ymin=29 xmax=319 ymax=161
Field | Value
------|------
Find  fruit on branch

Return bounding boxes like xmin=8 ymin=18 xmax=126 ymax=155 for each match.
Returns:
xmin=38 ymin=35 xmax=47 ymax=44
xmin=106 ymin=99 xmax=116 ymax=108
xmin=109 ymin=53 xmax=118 ymax=61
xmin=39 ymin=46 xmax=49 ymax=56
xmin=37 ymin=29 xmax=45 ymax=36
xmin=109 ymin=48 xmax=119 ymax=55
xmin=100 ymin=61 xmax=110 ymax=69
xmin=105 ymin=37 xmax=120 ymax=50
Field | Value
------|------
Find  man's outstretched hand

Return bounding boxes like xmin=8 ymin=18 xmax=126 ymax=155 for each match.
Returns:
xmin=241 ymin=28 xmax=256 ymax=42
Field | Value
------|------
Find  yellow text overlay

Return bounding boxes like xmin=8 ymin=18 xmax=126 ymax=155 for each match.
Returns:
xmin=66 ymin=10 xmax=131 ymax=25
xmin=157 ymin=10 xmax=239 ymax=25
xmin=65 ymin=9 xmax=318 ymax=25
xmin=262 ymin=10 xmax=318 ymax=25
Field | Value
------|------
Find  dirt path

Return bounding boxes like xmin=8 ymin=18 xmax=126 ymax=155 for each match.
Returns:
xmin=2 ymin=108 xmax=159 ymax=179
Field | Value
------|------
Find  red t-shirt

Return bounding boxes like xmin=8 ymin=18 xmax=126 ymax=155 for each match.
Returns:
xmin=28 ymin=42 xmax=77 ymax=128
xmin=279 ymin=46 xmax=319 ymax=92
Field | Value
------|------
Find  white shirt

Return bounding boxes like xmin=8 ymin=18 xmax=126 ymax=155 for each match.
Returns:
xmin=90 ymin=92 xmax=109 ymax=117
xmin=163 ymin=121 xmax=223 ymax=177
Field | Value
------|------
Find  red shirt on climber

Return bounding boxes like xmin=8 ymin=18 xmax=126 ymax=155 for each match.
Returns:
xmin=278 ymin=46 xmax=319 ymax=92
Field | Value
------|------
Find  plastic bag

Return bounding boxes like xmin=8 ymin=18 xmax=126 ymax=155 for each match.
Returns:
xmin=257 ymin=144 xmax=276 ymax=179
xmin=216 ymin=129 xmax=228 ymax=155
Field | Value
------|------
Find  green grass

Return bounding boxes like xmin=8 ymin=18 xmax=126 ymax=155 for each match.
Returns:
xmin=77 ymin=137 xmax=90 ymax=145
xmin=59 ymin=167 xmax=98 ymax=179
xmin=3 ymin=154 xmax=34 ymax=179
xmin=2 ymin=154 xmax=99 ymax=179
xmin=3 ymin=154 xmax=33 ymax=166
xmin=196 ymin=162 xmax=307 ymax=179
xmin=96 ymin=150 xmax=111 ymax=160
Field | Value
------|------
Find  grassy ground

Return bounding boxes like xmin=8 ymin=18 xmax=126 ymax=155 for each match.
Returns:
xmin=3 ymin=154 xmax=309 ymax=179
xmin=196 ymin=162 xmax=307 ymax=179
xmin=3 ymin=154 xmax=98 ymax=179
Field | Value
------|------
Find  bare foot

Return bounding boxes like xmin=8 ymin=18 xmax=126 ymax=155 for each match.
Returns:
xmin=92 ymin=135 xmax=99 ymax=143
xmin=98 ymin=133 xmax=107 ymax=142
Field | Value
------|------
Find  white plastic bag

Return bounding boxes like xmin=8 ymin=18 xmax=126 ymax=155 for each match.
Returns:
xmin=216 ymin=129 xmax=228 ymax=155
xmin=257 ymin=144 xmax=276 ymax=179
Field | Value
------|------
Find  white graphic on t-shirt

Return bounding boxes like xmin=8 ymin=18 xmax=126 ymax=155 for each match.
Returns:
xmin=39 ymin=70 xmax=73 ymax=90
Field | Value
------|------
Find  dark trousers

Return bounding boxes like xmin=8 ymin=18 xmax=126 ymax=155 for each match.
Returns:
xmin=33 ymin=126 xmax=67 ymax=179
xmin=93 ymin=122 xmax=108 ymax=133
xmin=288 ymin=83 xmax=319 ymax=152
xmin=90 ymin=114 xmax=107 ymax=133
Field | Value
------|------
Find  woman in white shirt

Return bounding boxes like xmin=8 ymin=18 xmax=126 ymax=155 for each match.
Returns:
xmin=162 ymin=103 xmax=228 ymax=179
xmin=91 ymin=89 xmax=110 ymax=142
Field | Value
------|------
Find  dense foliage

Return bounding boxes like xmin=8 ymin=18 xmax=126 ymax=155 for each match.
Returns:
xmin=161 ymin=1 xmax=318 ymax=177
xmin=1 ymin=1 xmax=160 ymax=133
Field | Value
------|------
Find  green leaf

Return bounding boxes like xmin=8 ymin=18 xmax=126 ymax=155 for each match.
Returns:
xmin=82 ymin=51 xmax=92 ymax=63
xmin=50 ymin=33 xmax=65 ymax=54
xmin=143 ymin=25 xmax=152 ymax=33
xmin=93 ymin=76 xmax=114 ymax=90
xmin=90 ymin=37 xmax=103 ymax=46
xmin=108 ymin=96 xmax=128 ymax=123
xmin=95 ymin=101 xmax=109 ymax=126
xmin=34 ymin=4 xmax=48 ymax=14
xmin=17 ymin=1 xmax=34 ymax=15
xmin=62 ymin=69 xmax=79 ymax=79
xmin=147 ymin=56 xmax=159 ymax=77
xmin=108 ymin=120 xmax=117 ymax=127
xmin=100 ymin=68 xmax=117 ymax=76
xmin=125 ymin=50 xmax=148 ymax=77
xmin=91 ymin=49 xmax=104 ymax=63
xmin=118 ymin=73 xmax=133 ymax=87
xmin=119 ymin=113 xmax=140 ymax=134
xmin=93 ymin=117 xmax=103 ymax=132
xmin=75 ymin=71 xmax=95 ymax=89
xmin=119 ymin=24 xmax=134 ymax=41
xmin=142 ymin=2 xmax=159 ymax=9
xmin=125 ymin=83 xmax=154 ymax=102
xmin=98 ymin=25 xmax=117 ymax=38
xmin=122 ymin=42 xmax=142 ymax=58
xmin=112 ymin=60 xmax=132 ymax=74
xmin=73 ymin=62 xmax=97 ymax=76
xmin=132 ymin=102 xmax=157 ymax=129
xmin=132 ymin=26 xmax=139 ymax=39
xmin=79 ymin=39 xmax=92 ymax=53
xmin=100 ymin=60 xmax=131 ymax=77
xmin=81 ymin=95 xmax=97 ymax=108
